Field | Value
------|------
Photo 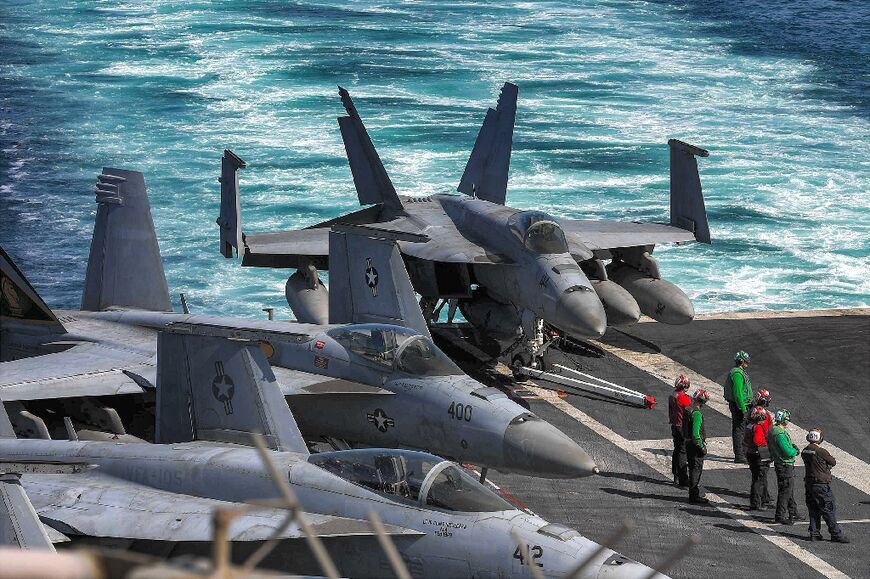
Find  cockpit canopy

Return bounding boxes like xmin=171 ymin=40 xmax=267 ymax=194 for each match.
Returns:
xmin=309 ymin=449 xmax=513 ymax=513
xmin=507 ymin=211 xmax=569 ymax=254
xmin=327 ymin=324 xmax=462 ymax=376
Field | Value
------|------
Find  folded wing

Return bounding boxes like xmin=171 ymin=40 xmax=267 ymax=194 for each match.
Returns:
xmin=0 ymin=342 xmax=153 ymax=401
xmin=23 ymin=473 xmax=421 ymax=542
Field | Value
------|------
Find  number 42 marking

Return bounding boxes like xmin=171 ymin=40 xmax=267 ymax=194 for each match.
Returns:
xmin=514 ymin=545 xmax=543 ymax=567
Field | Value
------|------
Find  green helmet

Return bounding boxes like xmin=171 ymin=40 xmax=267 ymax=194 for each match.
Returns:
xmin=775 ymin=408 xmax=791 ymax=424
xmin=735 ymin=351 xmax=751 ymax=364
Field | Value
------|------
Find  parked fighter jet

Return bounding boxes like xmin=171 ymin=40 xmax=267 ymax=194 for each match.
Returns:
xmin=0 ymin=330 xmax=661 ymax=578
xmin=217 ymin=84 xmax=711 ymax=371
xmin=0 ymin=168 xmax=595 ymax=478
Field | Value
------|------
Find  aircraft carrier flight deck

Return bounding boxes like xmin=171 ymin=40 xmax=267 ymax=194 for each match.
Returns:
xmin=438 ymin=309 xmax=870 ymax=579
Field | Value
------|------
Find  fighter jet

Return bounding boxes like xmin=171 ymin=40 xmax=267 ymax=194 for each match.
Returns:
xmin=0 ymin=168 xmax=595 ymax=478
xmin=217 ymin=84 xmax=711 ymax=371
xmin=0 ymin=329 xmax=663 ymax=578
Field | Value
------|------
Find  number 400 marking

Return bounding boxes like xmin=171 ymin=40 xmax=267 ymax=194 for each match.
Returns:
xmin=448 ymin=401 xmax=472 ymax=421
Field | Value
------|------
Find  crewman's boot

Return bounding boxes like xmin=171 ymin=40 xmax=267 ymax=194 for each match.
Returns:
xmin=809 ymin=534 xmax=823 ymax=542
xmin=831 ymin=535 xmax=850 ymax=544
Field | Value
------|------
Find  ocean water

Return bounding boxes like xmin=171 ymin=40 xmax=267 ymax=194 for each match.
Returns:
xmin=1 ymin=0 xmax=868 ymax=320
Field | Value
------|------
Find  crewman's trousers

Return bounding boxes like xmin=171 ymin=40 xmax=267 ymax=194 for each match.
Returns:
xmin=805 ymin=483 xmax=843 ymax=538
xmin=728 ymin=401 xmax=746 ymax=462
xmin=774 ymin=463 xmax=799 ymax=521
xmin=748 ymin=452 xmax=771 ymax=508
xmin=671 ymin=425 xmax=688 ymax=486
xmin=687 ymin=444 xmax=705 ymax=501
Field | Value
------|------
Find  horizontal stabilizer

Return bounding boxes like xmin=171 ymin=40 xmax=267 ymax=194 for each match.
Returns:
xmin=155 ymin=330 xmax=308 ymax=454
xmin=337 ymin=86 xmax=403 ymax=210
xmin=1 ymin=475 xmax=55 ymax=550
xmin=81 ymin=169 xmax=172 ymax=312
xmin=0 ymin=246 xmax=65 ymax=334
xmin=668 ymin=139 xmax=711 ymax=244
xmin=457 ymin=82 xmax=518 ymax=205
xmin=217 ymin=149 xmax=247 ymax=258
xmin=328 ymin=228 xmax=430 ymax=337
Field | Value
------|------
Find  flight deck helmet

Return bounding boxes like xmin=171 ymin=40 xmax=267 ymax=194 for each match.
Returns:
xmin=807 ymin=428 xmax=823 ymax=443
xmin=754 ymin=388 xmax=771 ymax=407
xmin=735 ymin=351 xmax=751 ymax=365
xmin=750 ymin=406 xmax=767 ymax=423
xmin=674 ymin=375 xmax=691 ymax=391
xmin=692 ymin=388 xmax=710 ymax=404
xmin=774 ymin=408 xmax=791 ymax=425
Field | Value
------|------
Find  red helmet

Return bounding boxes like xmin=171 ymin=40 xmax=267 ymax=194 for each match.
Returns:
xmin=692 ymin=388 xmax=710 ymax=403
xmin=754 ymin=388 xmax=771 ymax=406
xmin=674 ymin=374 xmax=691 ymax=390
xmin=750 ymin=406 xmax=767 ymax=422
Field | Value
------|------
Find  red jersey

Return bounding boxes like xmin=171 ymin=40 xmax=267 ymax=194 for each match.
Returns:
xmin=668 ymin=391 xmax=692 ymax=427
xmin=745 ymin=407 xmax=773 ymax=452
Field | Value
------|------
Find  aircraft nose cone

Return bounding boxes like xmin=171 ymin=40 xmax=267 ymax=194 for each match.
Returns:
xmin=554 ymin=289 xmax=607 ymax=339
xmin=503 ymin=417 xmax=598 ymax=478
xmin=597 ymin=554 xmax=665 ymax=578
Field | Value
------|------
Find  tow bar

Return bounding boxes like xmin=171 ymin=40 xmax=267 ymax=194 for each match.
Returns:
xmin=515 ymin=363 xmax=656 ymax=409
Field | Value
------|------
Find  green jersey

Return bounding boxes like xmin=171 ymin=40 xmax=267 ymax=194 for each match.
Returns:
xmin=767 ymin=424 xmax=798 ymax=465
xmin=726 ymin=367 xmax=752 ymax=412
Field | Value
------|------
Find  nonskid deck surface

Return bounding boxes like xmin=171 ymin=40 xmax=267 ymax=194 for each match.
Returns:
xmin=442 ymin=310 xmax=869 ymax=579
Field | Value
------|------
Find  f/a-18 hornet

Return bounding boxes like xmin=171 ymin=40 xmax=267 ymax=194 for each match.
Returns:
xmin=217 ymin=83 xmax=711 ymax=370
xmin=0 ymin=327 xmax=664 ymax=578
xmin=0 ymin=168 xmax=595 ymax=478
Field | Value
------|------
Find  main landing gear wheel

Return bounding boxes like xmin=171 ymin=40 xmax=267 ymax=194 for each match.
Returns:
xmin=511 ymin=356 xmax=528 ymax=382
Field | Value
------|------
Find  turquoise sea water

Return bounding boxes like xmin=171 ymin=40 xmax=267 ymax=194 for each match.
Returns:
xmin=2 ymin=0 xmax=868 ymax=319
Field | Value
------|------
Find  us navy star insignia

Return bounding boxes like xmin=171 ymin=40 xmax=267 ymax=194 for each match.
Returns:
xmin=367 ymin=408 xmax=394 ymax=433
xmin=365 ymin=257 xmax=379 ymax=297
xmin=211 ymin=361 xmax=235 ymax=415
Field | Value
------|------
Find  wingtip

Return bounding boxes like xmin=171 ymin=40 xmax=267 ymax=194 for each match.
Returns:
xmin=338 ymin=86 xmax=357 ymax=117
xmin=668 ymin=138 xmax=709 ymax=157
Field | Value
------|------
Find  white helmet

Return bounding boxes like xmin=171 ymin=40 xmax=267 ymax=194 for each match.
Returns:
xmin=806 ymin=428 xmax=823 ymax=443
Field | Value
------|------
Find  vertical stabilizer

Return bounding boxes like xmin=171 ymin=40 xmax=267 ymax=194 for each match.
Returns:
xmin=217 ymin=149 xmax=247 ymax=258
xmin=337 ymin=86 xmax=403 ymax=211
xmin=328 ymin=226 xmax=430 ymax=337
xmin=457 ymin=82 xmax=518 ymax=205
xmin=0 ymin=401 xmax=15 ymax=439
xmin=155 ymin=330 xmax=308 ymax=454
xmin=668 ymin=139 xmax=711 ymax=244
xmin=0 ymin=247 xmax=65 ymax=334
xmin=81 ymin=169 xmax=172 ymax=311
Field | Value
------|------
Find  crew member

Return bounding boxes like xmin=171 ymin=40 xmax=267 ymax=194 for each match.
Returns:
xmin=684 ymin=388 xmax=710 ymax=504
xmin=768 ymin=409 xmax=802 ymax=524
xmin=725 ymin=351 xmax=753 ymax=463
xmin=745 ymin=404 xmax=772 ymax=510
xmin=668 ymin=375 xmax=692 ymax=487
xmin=802 ymin=428 xmax=849 ymax=543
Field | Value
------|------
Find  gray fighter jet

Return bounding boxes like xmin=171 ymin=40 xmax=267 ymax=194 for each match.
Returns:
xmin=0 ymin=168 xmax=595 ymax=478
xmin=0 ymin=329 xmax=662 ymax=578
xmin=218 ymin=84 xmax=711 ymax=370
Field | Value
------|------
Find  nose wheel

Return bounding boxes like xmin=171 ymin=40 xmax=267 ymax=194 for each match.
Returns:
xmin=510 ymin=354 xmax=547 ymax=381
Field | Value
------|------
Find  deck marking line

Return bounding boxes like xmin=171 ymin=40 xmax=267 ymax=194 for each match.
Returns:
xmin=596 ymin=341 xmax=870 ymax=497
xmin=529 ymin=386 xmax=851 ymax=579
